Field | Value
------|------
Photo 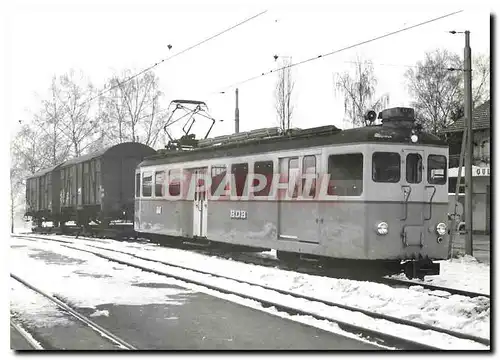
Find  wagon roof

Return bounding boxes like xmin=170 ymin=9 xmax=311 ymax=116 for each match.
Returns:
xmin=59 ymin=142 xmax=155 ymax=168
xmin=27 ymin=163 xmax=63 ymax=179
xmin=139 ymin=124 xmax=447 ymax=167
xmin=59 ymin=147 xmax=110 ymax=167
xmin=27 ymin=142 xmax=156 ymax=179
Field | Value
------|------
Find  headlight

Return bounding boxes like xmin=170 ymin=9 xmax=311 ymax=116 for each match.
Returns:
xmin=436 ymin=223 xmax=447 ymax=236
xmin=376 ymin=222 xmax=389 ymax=235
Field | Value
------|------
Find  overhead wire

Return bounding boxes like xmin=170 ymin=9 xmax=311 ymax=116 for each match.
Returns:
xmin=331 ymin=60 xmax=464 ymax=72
xmin=214 ymin=9 xmax=464 ymax=93
xmin=80 ymin=9 xmax=268 ymax=107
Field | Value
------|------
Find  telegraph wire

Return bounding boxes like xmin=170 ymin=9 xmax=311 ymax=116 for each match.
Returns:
xmin=215 ymin=9 xmax=464 ymax=93
xmin=81 ymin=9 xmax=268 ymax=107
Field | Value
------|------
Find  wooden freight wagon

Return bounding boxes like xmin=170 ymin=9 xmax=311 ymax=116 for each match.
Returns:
xmin=58 ymin=142 xmax=156 ymax=226
xmin=25 ymin=164 xmax=62 ymax=226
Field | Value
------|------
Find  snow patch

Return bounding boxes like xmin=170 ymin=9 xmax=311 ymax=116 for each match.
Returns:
xmin=89 ymin=309 xmax=110 ymax=317
xmin=12 ymin=234 xmax=490 ymax=349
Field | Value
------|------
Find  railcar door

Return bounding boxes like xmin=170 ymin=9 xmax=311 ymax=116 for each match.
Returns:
xmin=401 ymin=149 xmax=426 ymax=246
xmin=277 ymin=156 xmax=321 ymax=243
xmin=192 ymin=168 xmax=208 ymax=237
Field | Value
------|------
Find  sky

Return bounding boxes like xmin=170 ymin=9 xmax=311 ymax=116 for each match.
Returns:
xmin=2 ymin=0 xmax=493 ymax=143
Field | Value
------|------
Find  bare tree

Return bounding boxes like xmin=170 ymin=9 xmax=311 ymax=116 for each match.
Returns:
xmin=274 ymin=58 xmax=295 ymax=131
xmin=404 ymin=49 xmax=464 ymax=134
xmin=34 ymin=76 xmax=73 ymax=165
xmin=10 ymin=126 xmax=48 ymax=231
xmin=84 ymin=96 xmax=118 ymax=153
xmin=10 ymin=162 xmax=25 ymax=233
xmin=54 ymin=70 xmax=99 ymax=157
xmin=334 ymin=57 xmax=389 ymax=128
xmin=101 ymin=70 xmax=167 ymax=147
xmin=11 ymin=124 xmax=48 ymax=175
xmin=472 ymin=54 xmax=490 ymax=104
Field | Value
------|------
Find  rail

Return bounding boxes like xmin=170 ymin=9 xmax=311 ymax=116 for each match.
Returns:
xmin=12 ymin=234 xmax=490 ymax=350
xmin=10 ymin=320 xmax=44 ymax=350
xmin=11 ymin=273 xmax=136 ymax=350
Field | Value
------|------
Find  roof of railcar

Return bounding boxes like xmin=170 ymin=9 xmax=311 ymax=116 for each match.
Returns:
xmin=139 ymin=125 xmax=447 ymax=167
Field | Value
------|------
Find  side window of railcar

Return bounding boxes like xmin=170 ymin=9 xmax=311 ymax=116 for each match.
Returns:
xmin=135 ymin=173 xmax=141 ymax=197
xmin=302 ymin=155 xmax=316 ymax=197
xmin=406 ymin=153 xmax=423 ymax=184
xmin=168 ymin=169 xmax=181 ymax=196
xmin=327 ymin=154 xmax=363 ymax=196
xmin=428 ymin=155 xmax=447 ymax=185
xmin=211 ymin=165 xmax=227 ymax=196
xmin=231 ymin=163 xmax=248 ymax=197
xmin=155 ymin=171 xmax=165 ymax=197
xmin=254 ymin=161 xmax=273 ymax=196
xmin=288 ymin=158 xmax=299 ymax=198
xmin=142 ymin=172 xmax=153 ymax=197
xmin=372 ymin=152 xmax=400 ymax=183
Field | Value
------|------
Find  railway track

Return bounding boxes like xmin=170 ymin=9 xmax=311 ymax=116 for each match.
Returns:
xmin=19 ymin=232 xmax=490 ymax=299
xmin=12 ymin=234 xmax=490 ymax=350
xmin=10 ymin=320 xmax=44 ymax=350
xmin=10 ymin=273 xmax=136 ymax=350
xmin=379 ymin=277 xmax=490 ymax=299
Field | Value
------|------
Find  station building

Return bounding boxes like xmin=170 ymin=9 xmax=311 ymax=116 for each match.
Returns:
xmin=442 ymin=100 xmax=491 ymax=234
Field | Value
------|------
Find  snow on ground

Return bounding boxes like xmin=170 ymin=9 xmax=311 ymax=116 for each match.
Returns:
xmin=9 ymin=238 xmax=383 ymax=349
xmin=10 ymin=242 xmax=195 ymax=310
xmin=40 ymin=233 xmax=490 ymax=295
xmin=391 ymin=255 xmax=490 ymax=295
xmin=89 ymin=309 xmax=110 ymax=318
xmin=10 ymin=277 xmax=76 ymax=328
xmin=10 ymin=235 xmax=490 ymax=350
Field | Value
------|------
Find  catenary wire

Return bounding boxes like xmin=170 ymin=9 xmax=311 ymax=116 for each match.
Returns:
xmin=214 ymin=9 xmax=464 ymax=93
xmin=80 ymin=9 xmax=268 ymax=107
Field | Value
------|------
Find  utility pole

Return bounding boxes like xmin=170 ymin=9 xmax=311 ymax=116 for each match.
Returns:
xmin=235 ymin=88 xmax=239 ymax=133
xmin=464 ymin=30 xmax=473 ymax=256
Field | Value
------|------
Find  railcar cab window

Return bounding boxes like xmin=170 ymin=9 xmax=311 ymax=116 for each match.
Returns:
xmin=254 ymin=161 xmax=273 ymax=196
xmin=211 ymin=165 xmax=227 ymax=196
xmin=231 ymin=163 xmax=248 ymax=196
xmin=168 ymin=169 xmax=181 ymax=196
xmin=428 ymin=155 xmax=447 ymax=185
xmin=372 ymin=152 xmax=400 ymax=183
xmin=155 ymin=171 xmax=165 ymax=197
xmin=327 ymin=154 xmax=363 ymax=196
xmin=406 ymin=153 xmax=423 ymax=184
xmin=135 ymin=173 xmax=141 ymax=197
xmin=142 ymin=172 xmax=152 ymax=197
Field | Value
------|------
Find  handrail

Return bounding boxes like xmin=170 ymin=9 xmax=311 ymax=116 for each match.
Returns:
xmin=401 ymin=185 xmax=411 ymax=221
xmin=424 ymin=185 xmax=436 ymax=221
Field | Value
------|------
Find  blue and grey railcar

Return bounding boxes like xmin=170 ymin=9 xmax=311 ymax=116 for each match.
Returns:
xmin=135 ymin=107 xmax=449 ymax=278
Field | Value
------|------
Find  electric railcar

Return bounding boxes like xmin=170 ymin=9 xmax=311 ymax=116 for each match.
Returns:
xmin=135 ymin=107 xmax=449 ymax=278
